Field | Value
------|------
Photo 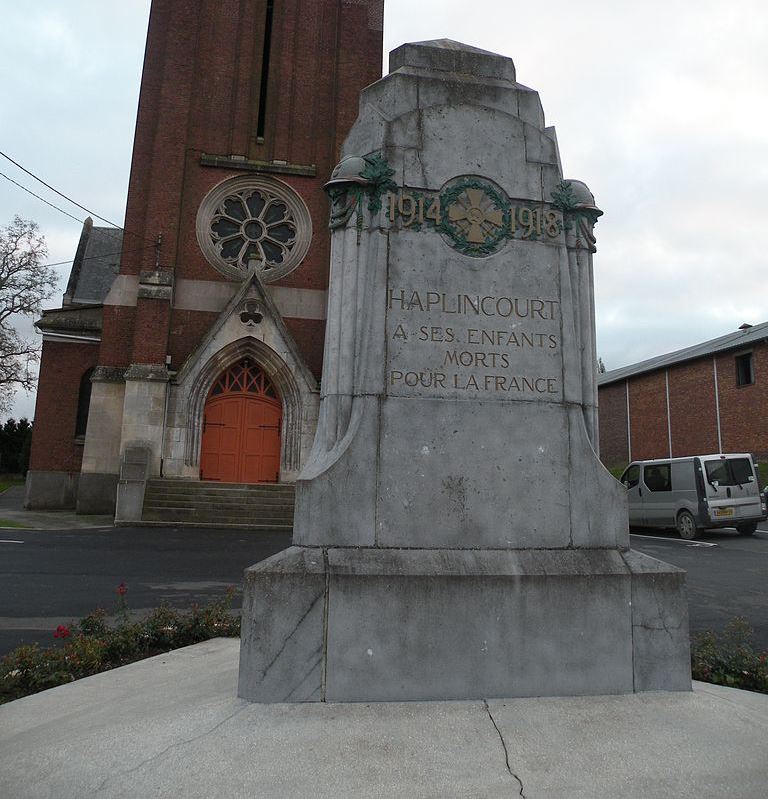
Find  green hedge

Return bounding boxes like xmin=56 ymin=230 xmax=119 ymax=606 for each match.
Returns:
xmin=691 ymin=617 xmax=768 ymax=693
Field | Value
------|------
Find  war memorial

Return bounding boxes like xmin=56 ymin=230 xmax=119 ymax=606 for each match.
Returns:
xmin=238 ymin=39 xmax=692 ymax=702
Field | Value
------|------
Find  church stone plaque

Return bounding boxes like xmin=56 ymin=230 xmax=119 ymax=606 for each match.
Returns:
xmin=238 ymin=40 xmax=691 ymax=702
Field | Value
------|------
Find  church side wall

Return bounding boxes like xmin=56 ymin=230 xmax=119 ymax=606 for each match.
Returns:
xmin=25 ymin=340 xmax=99 ymax=509
xmin=283 ymin=318 xmax=325 ymax=381
xmin=29 ymin=341 xmax=98 ymax=472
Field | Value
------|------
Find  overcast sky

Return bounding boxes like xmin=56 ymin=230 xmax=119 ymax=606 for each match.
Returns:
xmin=1 ymin=0 xmax=767 ymax=421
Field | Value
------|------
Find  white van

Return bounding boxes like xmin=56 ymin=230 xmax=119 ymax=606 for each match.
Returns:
xmin=619 ymin=453 xmax=765 ymax=540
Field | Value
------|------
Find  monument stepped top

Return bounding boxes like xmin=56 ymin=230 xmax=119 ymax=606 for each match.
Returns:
xmin=389 ymin=38 xmax=516 ymax=82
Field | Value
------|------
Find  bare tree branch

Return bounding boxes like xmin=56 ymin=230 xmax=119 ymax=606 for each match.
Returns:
xmin=0 ymin=217 xmax=55 ymax=413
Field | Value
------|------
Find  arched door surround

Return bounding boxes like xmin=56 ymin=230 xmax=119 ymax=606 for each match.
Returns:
xmin=183 ymin=337 xmax=312 ymax=480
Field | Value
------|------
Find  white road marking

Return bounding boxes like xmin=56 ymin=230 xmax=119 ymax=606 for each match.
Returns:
xmin=0 ymin=539 xmax=24 ymax=544
xmin=630 ymin=534 xmax=718 ymax=547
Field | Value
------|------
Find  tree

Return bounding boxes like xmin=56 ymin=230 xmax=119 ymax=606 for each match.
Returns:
xmin=0 ymin=417 xmax=32 ymax=474
xmin=0 ymin=217 xmax=56 ymax=413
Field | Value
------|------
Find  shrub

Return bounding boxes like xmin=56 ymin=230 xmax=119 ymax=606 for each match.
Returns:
xmin=0 ymin=585 xmax=240 ymax=705
xmin=691 ymin=617 xmax=768 ymax=693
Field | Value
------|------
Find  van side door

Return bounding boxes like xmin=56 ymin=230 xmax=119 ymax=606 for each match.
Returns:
xmin=670 ymin=459 xmax=699 ymax=524
xmin=642 ymin=462 xmax=674 ymax=527
xmin=621 ymin=464 xmax=644 ymax=525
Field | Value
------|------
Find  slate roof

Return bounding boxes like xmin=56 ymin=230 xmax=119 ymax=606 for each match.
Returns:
xmin=598 ymin=321 xmax=768 ymax=386
xmin=63 ymin=217 xmax=123 ymax=305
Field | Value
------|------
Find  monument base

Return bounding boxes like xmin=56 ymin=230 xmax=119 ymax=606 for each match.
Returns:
xmin=238 ymin=546 xmax=690 ymax=702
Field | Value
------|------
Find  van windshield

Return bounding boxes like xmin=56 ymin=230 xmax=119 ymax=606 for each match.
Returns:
xmin=704 ymin=458 xmax=753 ymax=487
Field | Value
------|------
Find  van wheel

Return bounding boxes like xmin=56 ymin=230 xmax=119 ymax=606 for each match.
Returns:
xmin=676 ymin=511 xmax=697 ymax=540
xmin=737 ymin=522 xmax=757 ymax=536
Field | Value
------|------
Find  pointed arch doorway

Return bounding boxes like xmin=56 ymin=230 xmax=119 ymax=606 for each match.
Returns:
xmin=200 ymin=359 xmax=282 ymax=483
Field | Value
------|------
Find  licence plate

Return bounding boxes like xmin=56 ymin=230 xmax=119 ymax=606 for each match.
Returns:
xmin=713 ymin=507 xmax=734 ymax=518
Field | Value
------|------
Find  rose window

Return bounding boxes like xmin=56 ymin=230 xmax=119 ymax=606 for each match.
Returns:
xmin=196 ymin=176 xmax=312 ymax=282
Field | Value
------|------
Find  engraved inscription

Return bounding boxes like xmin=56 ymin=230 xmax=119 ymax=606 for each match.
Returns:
xmin=386 ymin=286 xmax=562 ymax=399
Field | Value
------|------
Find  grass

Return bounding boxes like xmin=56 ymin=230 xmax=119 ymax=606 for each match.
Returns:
xmin=0 ymin=479 xmax=28 ymax=527
xmin=607 ymin=464 xmax=627 ymax=481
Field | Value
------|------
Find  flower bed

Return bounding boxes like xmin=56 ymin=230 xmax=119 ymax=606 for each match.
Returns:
xmin=1 ymin=584 xmax=240 ymax=704
xmin=691 ymin=617 xmax=768 ymax=693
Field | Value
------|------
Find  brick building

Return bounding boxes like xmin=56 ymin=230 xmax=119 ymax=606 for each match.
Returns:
xmin=26 ymin=0 xmax=384 ymax=513
xmin=598 ymin=322 xmax=768 ymax=469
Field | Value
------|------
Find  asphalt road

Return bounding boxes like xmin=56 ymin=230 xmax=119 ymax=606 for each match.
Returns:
xmin=1 ymin=523 xmax=766 ymax=658
xmin=0 ymin=526 xmax=291 ymax=657
xmin=630 ymin=523 xmax=768 ymax=649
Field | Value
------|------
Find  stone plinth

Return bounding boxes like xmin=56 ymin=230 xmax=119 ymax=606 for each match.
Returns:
xmin=239 ymin=547 xmax=690 ymax=702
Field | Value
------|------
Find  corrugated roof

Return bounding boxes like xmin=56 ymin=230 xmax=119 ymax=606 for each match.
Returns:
xmin=598 ymin=321 xmax=768 ymax=386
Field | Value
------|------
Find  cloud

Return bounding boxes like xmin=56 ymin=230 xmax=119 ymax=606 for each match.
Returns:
xmin=1 ymin=0 xmax=767 ymax=418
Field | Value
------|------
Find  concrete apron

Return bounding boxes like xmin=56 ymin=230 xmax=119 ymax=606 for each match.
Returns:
xmin=1 ymin=639 xmax=765 ymax=799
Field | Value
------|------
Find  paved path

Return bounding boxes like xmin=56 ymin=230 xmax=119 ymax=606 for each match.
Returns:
xmin=1 ymin=639 xmax=766 ymax=799
xmin=0 ymin=485 xmax=113 ymax=529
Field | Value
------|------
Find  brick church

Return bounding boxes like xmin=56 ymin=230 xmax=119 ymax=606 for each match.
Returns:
xmin=26 ymin=0 xmax=384 ymax=516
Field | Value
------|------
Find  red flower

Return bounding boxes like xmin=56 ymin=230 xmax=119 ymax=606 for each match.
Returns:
xmin=116 ymin=582 xmax=128 ymax=596
xmin=54 ymin=625 xmax=71 ymax=639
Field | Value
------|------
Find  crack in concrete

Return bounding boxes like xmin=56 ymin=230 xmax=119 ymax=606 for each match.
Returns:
xmin=647 ymin=579 xmax=681 ymax=641
xmin=90 ymin=703 xmax=250 ymax=797
xmin=483 ymin=699 xmax=526 ymax=798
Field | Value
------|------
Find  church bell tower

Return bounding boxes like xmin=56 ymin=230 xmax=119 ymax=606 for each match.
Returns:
xmin=27 ymin=1 xmax=384 ymax=514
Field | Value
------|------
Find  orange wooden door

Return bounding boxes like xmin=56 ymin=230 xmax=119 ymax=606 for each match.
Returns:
xmin=242 ymin=399 xmax=282 ymax=483
xmin=200 ymin=360 xmax=282 ymax=483
xmin=200 ymin=397 xmax=242 ymax=482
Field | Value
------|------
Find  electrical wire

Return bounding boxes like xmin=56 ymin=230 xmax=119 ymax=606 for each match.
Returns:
xmin=40 ymin=242 xmax=160 ymax=269
xmin=1 ymin=170 xmax=169 ymax=269
xmin=0 ymin=150 xmax=159 ymax=247
xmin=1 ymin=170 xmax=84 ymax=225
xmin=0 ymin=149 xmax=126 ymax=230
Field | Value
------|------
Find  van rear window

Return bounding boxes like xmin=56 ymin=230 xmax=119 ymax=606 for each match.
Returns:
xmin=704 ymin=458 xmax=753 ymax=486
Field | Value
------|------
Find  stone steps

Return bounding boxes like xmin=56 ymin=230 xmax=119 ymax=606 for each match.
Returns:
xmin=141 ymin=479 xmax=295 ymax=529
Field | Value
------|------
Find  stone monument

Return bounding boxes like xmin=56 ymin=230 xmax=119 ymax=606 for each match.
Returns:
xmin=238 ymin=40 xmax=691 ymax=702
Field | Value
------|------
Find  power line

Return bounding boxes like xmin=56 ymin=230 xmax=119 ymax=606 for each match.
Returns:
xmin=2 ymin=171 xmax=170 ymax=271
xmin=0 ymin=149 xmax=125 ymax=230
xmin=0 ymin=150 xmax=159 ymax=249
xmin=1 ymin=171 xmax=84 ymax=225
xmin=1 ymin=152 xmax=180 ymax=276
xmin=1 ymin=170 xmax=127 ymax=250
xmin=41 ymin=242 xmax=159 ymax=269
